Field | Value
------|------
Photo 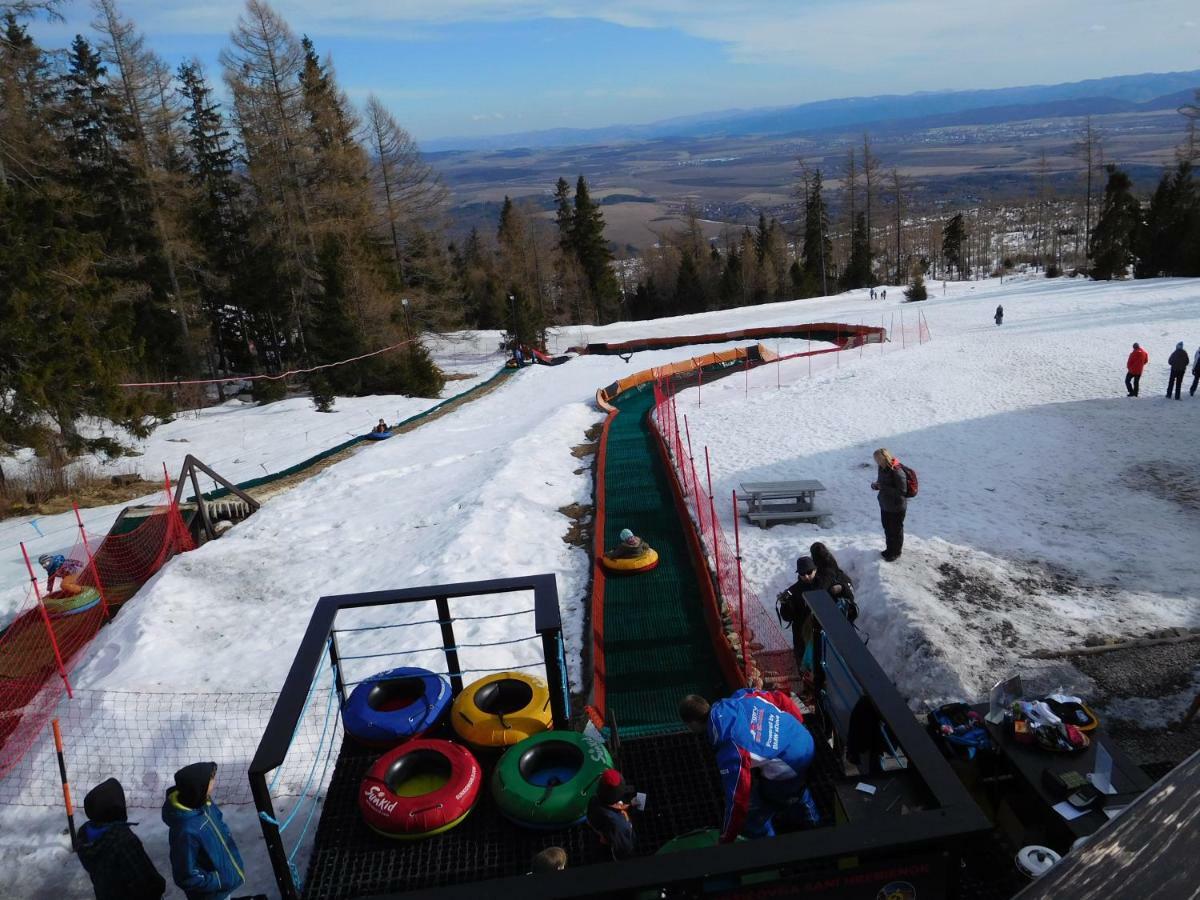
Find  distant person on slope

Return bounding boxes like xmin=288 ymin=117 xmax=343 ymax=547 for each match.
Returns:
xmin=1125 ymin=342 xmax=1149 ymax=397
xmin=608 ymin=528 xmax=650 ymax=559
xmin=163 ymin=762 xmax=245 ymax=900
xmin=1167 ymin=342 xmax=1189 ymax=400
xmin=679 ymin=691 xmax=820 ymax=842
xmin=372 ymin=418 xmax=389 ymax=434
xmin=871 ymin=448 xmax=909 ymax=562
xmin=1190 ymin=346 xmax=1200 ymax=397
xmin=994 ymin=305 xmax=1004 ymax=326
xmin=77 ymin=778 xmax=166 ymax=900
xmin=38 ymin=553 xmax=85 ymax=595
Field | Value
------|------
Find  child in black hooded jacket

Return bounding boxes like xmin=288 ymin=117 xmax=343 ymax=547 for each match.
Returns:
xmin=77 ymin=777 xmax=166 ymax=900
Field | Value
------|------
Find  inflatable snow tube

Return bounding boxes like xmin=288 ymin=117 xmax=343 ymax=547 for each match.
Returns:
xmin=44 ymin=587 xmax=101 ymax=617
xmin=491 ymin=730 xmax=611 ymax=828
xmin=451 ymin=671 xmax=553 ymax=748
xmin=342 ymin=667 xmax=451 ymax=748
xmin=364 ymin=430 xmax=393 ymax=441
xmin=600 ymin=548 xmax=659 ymax=574
xmin=359 ymin=739 xmax=481 ymax=839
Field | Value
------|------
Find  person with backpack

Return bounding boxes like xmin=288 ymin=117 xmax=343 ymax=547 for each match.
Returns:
xmin=1167 ymin=342 xmax=1190 ymax=400
xmin=871 ymin=448 xmax=912 ymax=562
xmin=77 ymin=778 xmax=166 ymax=900
xmin=1125 ymin=342 xmax=1149 ymax=396
xmin=994 ymin=305 xmax=1003 ymax=326
xmin=162 ymin=762 xmax=245 ymax=900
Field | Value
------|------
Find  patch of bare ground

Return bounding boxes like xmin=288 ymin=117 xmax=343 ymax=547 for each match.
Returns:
xmin=1124 ymin=460 xmax=1200 ymax=512
xmin=559 ymin=502 xmax=593 ymax=548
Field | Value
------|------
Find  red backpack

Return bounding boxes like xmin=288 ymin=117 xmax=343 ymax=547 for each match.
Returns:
xmin=899 ymin=463 xmax=918 ymax=498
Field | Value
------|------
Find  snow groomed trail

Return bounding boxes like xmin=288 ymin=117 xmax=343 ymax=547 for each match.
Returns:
xmin=593 ymin=386 xmax=727 ymax=736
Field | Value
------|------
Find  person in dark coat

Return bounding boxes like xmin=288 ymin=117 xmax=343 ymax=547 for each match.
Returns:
xmin=1125 ymin=342 xmax=1149 ymax=396
xmin=777 ymin=556 xmax=819 ymax=666
xmin=77 ymin=778 xmax=166 ymax=900
xmin=1167 ymin=342 xmax=1189 ymax=400
xmin=586 ymin=769 xmax=637 ymax=860
xmin=871 ymin=448 xmax=908 ymax=562
xmin=994 ymin=305 xmax=1003 ymax=325
xmin=162 ymin=762 xmax=245 ymax=900
xmin=1191 ymin=347 xmax=1200 ymax=397
xmin=809 ymin=542 xmax=857 ymax=622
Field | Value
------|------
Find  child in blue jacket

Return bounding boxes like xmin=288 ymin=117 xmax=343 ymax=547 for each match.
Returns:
xmin=162 ymin=762 xmax=245 ymax=900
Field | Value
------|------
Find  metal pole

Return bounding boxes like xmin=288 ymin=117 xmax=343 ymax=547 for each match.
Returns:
xmin=777 ymin=347 xmax=781 ymax=390
xmin=436 ymin=596 xmax=463 ymax=696
xmin=684 ymin=416 xmax=696 ymax=499
xmin=732 ymin=492 xmax=747 ymax=681
xmin=744 ymin=356 xmax=749 ymax=398
xmin=73 ymin=503 xmax=110 ymax=620
xmin=21 ymin=542 xmax=72 ymax=697
xmin=900 ymin=307 xmax=906 ymax=349
xmin=706 ymin=447 xmax=720 ymax=581
xmin=51 ymin=719 xmax=77 ymax=850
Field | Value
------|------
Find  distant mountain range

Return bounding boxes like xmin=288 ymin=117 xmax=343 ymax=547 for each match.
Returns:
xmin=424 ymin=70 xmax=1200 ymax=153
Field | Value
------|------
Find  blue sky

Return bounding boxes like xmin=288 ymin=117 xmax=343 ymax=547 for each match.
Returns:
xmin=31 ymin=0 xmax=1200 ymax=143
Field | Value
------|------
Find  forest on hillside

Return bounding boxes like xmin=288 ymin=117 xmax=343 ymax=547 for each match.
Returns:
xmin=2 ymin=0 xmax=1199 ymax=465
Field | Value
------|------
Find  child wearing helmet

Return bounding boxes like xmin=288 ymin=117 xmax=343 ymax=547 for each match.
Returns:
xmin=607 ymin=528 xmax=650 ymax=559
xmin=39 ymin=553 xmax=86 ymax=595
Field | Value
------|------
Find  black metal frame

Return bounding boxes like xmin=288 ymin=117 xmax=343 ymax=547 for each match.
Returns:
xmin=354 ymin=589 xmax=991 ymax=899
xmin=248 ymin=574 xmax=570 ymax=900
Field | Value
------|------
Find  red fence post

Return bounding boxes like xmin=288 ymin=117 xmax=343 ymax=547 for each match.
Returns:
xmin=732 ymin=491 xmax=747 ymax=682
xmin=73 ymin=503 xmax=110 ymax=620
xmin=705 ymin=447 xmax=720 ymax=580
xmin=684 ymin=416 xmax=697 ymax=502
xmin=697 ymin=364 xmax=702 ymax=407
xmin=20 ymin=542 xmax=73 ymax=698
xmin=744 ymin=356 xmax=749 ymax=399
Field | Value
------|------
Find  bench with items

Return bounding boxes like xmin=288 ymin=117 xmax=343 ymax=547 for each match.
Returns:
xmin=738 ymin=480 xmax=831 ymax=528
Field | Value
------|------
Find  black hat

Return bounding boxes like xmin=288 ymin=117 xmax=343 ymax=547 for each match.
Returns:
xmin=596 ymin=768 xmax=635 ymax=805
xmin=796 ymin=556 xmax=816 ymax=575
xmin=84 ymin=777 xmax=127 ymax=824
xmin=174 ymin=762 xmax=217 ymax=810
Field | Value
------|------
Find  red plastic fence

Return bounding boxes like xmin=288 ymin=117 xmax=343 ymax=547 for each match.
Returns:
xmin=0 ymin=493 xmax=194 ymax=779
xmin=646 ymin=314 xmax=931 ymax=689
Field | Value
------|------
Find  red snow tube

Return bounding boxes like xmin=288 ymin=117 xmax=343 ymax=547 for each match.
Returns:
xmin=358 ymin=739 xmax=482 ymax=839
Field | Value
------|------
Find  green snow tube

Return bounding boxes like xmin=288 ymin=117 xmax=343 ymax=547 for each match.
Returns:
xmin=637 ymin=829 xmax=772 ymax=898
xmin=491 ymin=730 xmax=612 ymax=828
xmin=44 ymin=587 xmax=101 ymax=617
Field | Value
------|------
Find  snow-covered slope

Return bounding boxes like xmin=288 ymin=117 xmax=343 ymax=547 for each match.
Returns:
xmin=2 ymin=274 xmax=1198 ymax=897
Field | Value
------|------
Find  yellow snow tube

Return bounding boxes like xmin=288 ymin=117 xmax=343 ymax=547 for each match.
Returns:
xmin=600 ymin=548 xmax=659 ymax=574
xmin=451 ymin=671 xmax=553 ymax=749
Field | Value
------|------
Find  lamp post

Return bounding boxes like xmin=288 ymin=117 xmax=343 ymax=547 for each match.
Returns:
xmin=400 ymin=297 xmax=412 ymax=340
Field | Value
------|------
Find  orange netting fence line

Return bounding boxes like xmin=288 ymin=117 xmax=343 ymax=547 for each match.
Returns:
xmin=0 ymin=486 xmax=194 ymax=779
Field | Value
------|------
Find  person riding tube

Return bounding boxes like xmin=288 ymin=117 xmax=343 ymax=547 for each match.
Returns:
xmin=601 ymin=528 xmax=658 ymax=573
xmin=39 ymin=553 xmax=85 ymax=596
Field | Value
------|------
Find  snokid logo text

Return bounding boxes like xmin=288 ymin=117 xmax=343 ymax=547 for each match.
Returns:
xmin=365 ymin=784 xmax=398 ymax=815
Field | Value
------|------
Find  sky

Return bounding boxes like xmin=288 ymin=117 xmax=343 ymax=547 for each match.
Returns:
xmin=28 ymin=0 xmax=1200 ymax=145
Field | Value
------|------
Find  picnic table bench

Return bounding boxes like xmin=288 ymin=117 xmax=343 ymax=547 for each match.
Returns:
xmin=738 ymin=480 xmax=831 ymax=528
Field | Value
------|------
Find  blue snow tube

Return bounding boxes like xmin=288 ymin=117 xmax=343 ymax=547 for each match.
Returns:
xmin=364 ymin=430 xmax=393 ymax=441
xmin=342 ymin=667 xmax=452 ymax=748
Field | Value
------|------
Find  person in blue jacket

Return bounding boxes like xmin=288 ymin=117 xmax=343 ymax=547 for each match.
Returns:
xmin=679 ymin=690 xmax=820 ymax=842
xmin=162 ymin=762 xmax=245 ymax=900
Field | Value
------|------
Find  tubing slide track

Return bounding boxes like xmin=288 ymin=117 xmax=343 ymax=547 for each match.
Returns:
xmin=589 ymin=324 xmax=885 ymax=735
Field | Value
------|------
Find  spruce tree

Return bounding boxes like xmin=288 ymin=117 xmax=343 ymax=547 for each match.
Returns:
xmin=942 ymin=213 xmax=966 ymax=279
xmin=674 ymin=251 xmax=706 ymax=314
xmin=1089 ymin=165 xmax=1142 ymax=280
xmin=841 ymin=212 xmax=873 ymax=290
xmin=570 ymin=175 xmax=619 ymax=323
xmin=1136 ymin=162 xmax=1199 ymax=278
xmin=801 ymin=170 xmax=831 ymax=296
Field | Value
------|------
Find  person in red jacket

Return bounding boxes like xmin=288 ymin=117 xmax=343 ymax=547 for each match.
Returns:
xmin=1125 ymin=342 xmax=1148 ymax=397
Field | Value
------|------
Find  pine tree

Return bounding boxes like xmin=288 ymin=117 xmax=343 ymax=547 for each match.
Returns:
xmin=801 ymin=169 xmax=831 ymax=296
xmin=903 ymin=261 xmax=927 ymax=302
xmin=1089 ymin=165 xmax=1142 ymax=280
xmin=674 ymin=251 xmax=706 ymax=313
xmin=569 ymin=175 xmax=619 ymax=323
xmin=942 ymin=213 xmax=966 ymax=278
xmin=841 ymin=212 xmax=872 ymax=290
xmin=1136 ymin=162 xmax=1199 ymax=278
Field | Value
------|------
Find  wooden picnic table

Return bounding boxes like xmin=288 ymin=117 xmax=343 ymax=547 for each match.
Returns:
xmin=738 ymin=479 xmax=831 ymax=527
